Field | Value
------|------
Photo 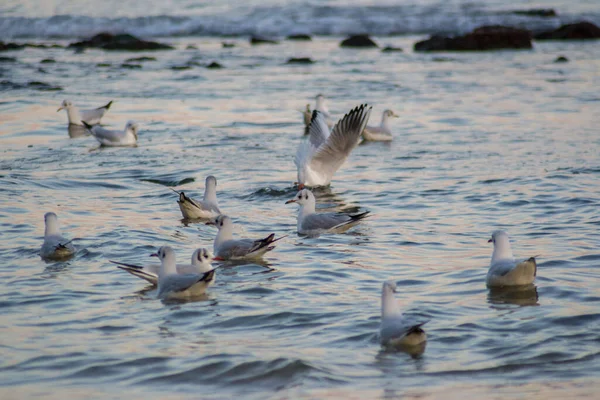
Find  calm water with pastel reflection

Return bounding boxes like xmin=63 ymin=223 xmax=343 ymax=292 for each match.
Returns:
xmin=1 ymin=1 xmax=600 ymax=399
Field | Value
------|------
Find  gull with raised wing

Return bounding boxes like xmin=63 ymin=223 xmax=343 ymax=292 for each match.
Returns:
xmin=82 ymin=120 xmax=139 ymax=147
xmin=362 ymin=109 xmax=398 ymax=142
xmin=207 ymin=215 xmax=284 ymax=260
xmin=152 ymin=246 xmax=217 ymax=299
xmin=111 ymin=248 xmax=215 ymax=286
xmin=295 ymin=104 xmax=371 ymax=187
xmin=57 ymin=99 xmax=113 ymax=126
xmin=172 ymin=176 xmax=221 ymax=220
xmin=380 ymin=280 xmax=427 ymax=348
xmin=40 ymin=212 xmax=76 ymax=260
xmin=285 ymin=188 xmax=369 ymax=235
xmin=487 ymin=230 xmax=537 ymax=287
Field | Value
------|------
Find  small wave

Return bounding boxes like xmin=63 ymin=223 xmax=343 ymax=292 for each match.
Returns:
xmin=1 ymin=6 xmax=598 ymax=40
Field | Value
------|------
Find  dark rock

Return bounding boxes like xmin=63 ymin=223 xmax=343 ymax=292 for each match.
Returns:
xmin=512 ymin=9 xmax=557 ymax=18
xmin=69 ymin=33 xmax=173 ymax=51
xmin=534 ymin=21 xmax=600 ymax=40
xmin=286 ymin=57 xmax=314 ymax=64
xmin=382 ymin=46 xmax=403 ymax=53
xmin=432 ymin=56 xmax=456 ymax=62
xmin=414 ymin=25 xmax=532 ymax=52
xmin=96 ymin=63 xmax=111 ymax=67
xmin=171 ymin=65 xmax=192 ymax=71
xmin=125 ymin=56 xmax=157 ymax=62
xmin=186 ymin=44 xmax=198 ymax=50
xmin=0 ymin=42 xmax=64 ymax=51
xmin=250 ymin=37 xmax=279 ymax=45
xmin=287 ymin=34 xmax=312 ymax=41
xmin=0 ymin=41 xmax=25 ymax=51
xmin=340 ymin=35 xmax=378 ymax=48
xmin=120 ymin=63 xmax=142 ymax=69
xmin=554 ymin=56 xmax=569 ymax=63
xmin=222 ymin=42 xmax=235 ymax=48
xmin=40 ymin=58 xmax=56 ymax=64
xmin=206 ymin=62 xmax=223 ymax=69
xmin=27 ymin=81 xmax=62 ymax=91
xmin=0 ymin=57 xmax=17 ymax=63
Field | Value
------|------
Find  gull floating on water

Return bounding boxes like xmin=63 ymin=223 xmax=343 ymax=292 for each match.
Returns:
xmin=111 ymin=248 xmax=215 ymax=286
xmin=285 ymin=188 xmax=369 ymax=235
xmin=487 ymin=230 xmax=537 ymax=287
xmin=207 ymin=215 xmax=284 ymax=260
xmin=151 ymin=246 xmax=217 ymax=299
xmin=362 ymin=109 xmax=399 ymax=142
xmin=295 ymin=104 xmax=372 ymax=188
xmin=82 ymin=120 xmax=139 ymax=147
xmin=57 ymin=99 xmax=113 ymax=126
xmin=41 ymin=212 xmax=76 ymax=260
xmin=300 ymin=94 xmax=334 ymax=134
xmin=172 ymin=176 xmax=221 ymax=220
xmin=380 ymin=280 xmax=427 ymax=348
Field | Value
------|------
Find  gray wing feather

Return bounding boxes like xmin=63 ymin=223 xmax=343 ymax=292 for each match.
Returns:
xmin=90 ymin=126 xmax=123 ymax=143
xmin=301 ymin=213 xmax=351 ymax=231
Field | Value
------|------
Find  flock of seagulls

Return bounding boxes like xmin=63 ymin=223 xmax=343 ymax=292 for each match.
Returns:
xmin=43 ymin=96 xmax=539 ymax=349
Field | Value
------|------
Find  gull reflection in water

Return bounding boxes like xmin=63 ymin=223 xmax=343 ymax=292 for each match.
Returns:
xmin=487 ymin=284 xmax=539 ymax=307
xmin=68 ymin=124 xmax=90 ymax=138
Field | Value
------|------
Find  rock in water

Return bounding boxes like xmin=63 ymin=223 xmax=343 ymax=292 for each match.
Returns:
xmin=286 ymin=57 xmax=314 ymax=64
xmin=287 ymin=34 xmax=312 ymax=41
xmin=250 ymin=37 xmax=279 ymax=45
xmin=414 ymin=26 xmax=532 ymax=52
xmin=340 ymin=35 xmax=378 ymax=48
xmin=69 ymin=33 xmax=173 ymax=51
xmin=554 ymin=56 xmax=569 ymax=63
xmin=534 ymin=21 xmax=600 ymax=40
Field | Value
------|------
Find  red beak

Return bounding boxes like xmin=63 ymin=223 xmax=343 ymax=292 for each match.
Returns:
xmin=487 ymin=239 xmax=492 ymax=243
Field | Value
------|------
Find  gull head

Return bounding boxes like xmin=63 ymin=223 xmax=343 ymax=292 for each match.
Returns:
xmin=285 ymin=188 xmax=315 ymax=206
xmin=44 ymin=212 xmax=59 ymax=235
xmin=125 ymin=121 xmax=139 ymax=138
xmin=57 ymin=100 xmax=72 ymax=112
xmin=489 ymin=230 xmax=513 ymax=261
xmin=205 ymin=175 xmax=217 ymax=189
xmin=489 ymin=230 xmax=510 ymax=245
xmin=150 ymin=246 xmax=175 ymax=263
xmin=383 ymin=109 xmax=399 ymax=119
xmin=192 ymin=247 xmax=214 ymax=265
xmin=382 ymin=280 xmax=397 ymax=294
xmin=315 ymin=94 xmax=327 ymax=110
xmin=207 ymin=215 xmax=232 ymax=231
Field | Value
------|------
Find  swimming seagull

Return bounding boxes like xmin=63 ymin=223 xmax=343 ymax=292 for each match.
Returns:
xmin=285 ymin=188 xmax=369 ymax=235
xmin=362 ymin=109 xmax=399 ymax=142
xmin=152 ymin=246 xmax=217 ymax=299
xmin=57 ymin=99 xmax=113 ymax=126
xmin=40 ymin=212 xmax=76 ymax=260
xmin=82 ymin=120 xmax=139 ymax=147
xmin=206 ymin=215 xmax=284 ymax=260
xmin=300 ymin=95 xmax=334 ymax=135
xmin=486 ymin=230 xmax=537 ymax=287
xmin=379 ymin=280 xmax=427 ymax=348
xmin=295 ymin=104 xmax=372 ymax=187
xmin=171 ymin=176 xmax=221 ymax=220
xmin=111 ymin=248 xmax=215 ymax=286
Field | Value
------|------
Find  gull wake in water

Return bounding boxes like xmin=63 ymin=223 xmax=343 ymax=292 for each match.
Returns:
xmin=285 ymin=188 xmax=369 ymax=235
xmin=151 ymin=246 xmax=217 ymax=299
xmin=171 ymin=176 xmax=221 ymax=220
xmin=295 ymin=104 xmax=372 ymax=188
xmin=82 ymin=120 xmax=139 ymax=147
xmin=486 ymin=230 xmax=537 ymax=287
xmin=379 ymin=280 xmax=427 ymax=348
xmin=111 ymin=248 xmax=215 ymax=286
xmin=40 ymin=212 xmax=76 ymax=260
xmin=207 ymin=215 xmax=284 ymax=260
xmin=57 ymin=99 xmax=112 ymax=126
xmin=362 ymin=109 xmax=399 ymax=142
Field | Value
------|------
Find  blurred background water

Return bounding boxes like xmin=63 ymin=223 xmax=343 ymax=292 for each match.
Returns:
xmin=1 ymin=1 xmax=599 ymax=399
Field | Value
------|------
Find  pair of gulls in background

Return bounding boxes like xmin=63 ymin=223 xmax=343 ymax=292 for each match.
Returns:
xmin=301 ymin=94 xmax=399 ymax=142
xmin=57 ymin=99 xmax=140 ymax=147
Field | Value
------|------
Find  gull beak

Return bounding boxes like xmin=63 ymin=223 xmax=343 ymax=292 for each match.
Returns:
xmin=57 ymin=107 xmax=63 ymax=112
xmin=487 ymin=238 xmax=493 ymax=243
xmin=285 ymin=199 xmax=296 ymax=204
xmin=150 ymin=253 xmax=158 ymax=257
xmin=213 ymin=256 xmax=225 ymax=261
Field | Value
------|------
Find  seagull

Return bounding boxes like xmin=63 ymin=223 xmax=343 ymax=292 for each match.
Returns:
xmin=172 ymin=176 xmax=221 ymax=220
xmin=152 ymin=246 xmax=217 ymax=299
xmin=207 ymin=215 xmax=284 ymax=260
xmin=487 ymin=230 xmax=537 ymax=287
xmin=82 ymin=120 xmax=139 ymax=147
xmin=295 ymin=104 xmax=372 ymax=188
xmin=379 ymin=280 xmax=427 ymax=348
xmin=300 ymin=95 xmax=334 ymax=135
xmin=285 ymin=188 xmax=369 ymax=235
xmin=57 ymin=99 xmax=113 ymax=126
xmin=111 ymin=248 xmax=215 ymax=286
xmin=315 ymin=94 xmax=332 ymax=120
xmin=40 ymin=212 xmax=76 ymax=260
xmin=362 ymin=109 xmax=398 ymax=142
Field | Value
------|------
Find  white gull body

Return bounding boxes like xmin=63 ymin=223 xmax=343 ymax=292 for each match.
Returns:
xmin=40 ymin=212 xmax=76 ymax=260
xmin=379 ymin=280 xmax=427 ymax=347
xmin=83 ymin=120 xmax=139 ymax=147
xmin=486 ymin=230 xmax=537 ymax=287
xmin=362 ymin=109 xmax=398 ymax=142
xmin=174 ymin=176 xmax=221 ymax=219
xmin=57 ymin=99 xmax=112 ymax=126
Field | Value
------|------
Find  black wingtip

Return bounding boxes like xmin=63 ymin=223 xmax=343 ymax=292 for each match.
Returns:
xmin=350 ymin=211 xmax=370 ymax=221
xmin=406 ymin=322 xmax=427 ymax=336
xmin=81 ymin=121 xmax=94 ymax=130
xmin=102 ymin=100 xmax=113 ymax=110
